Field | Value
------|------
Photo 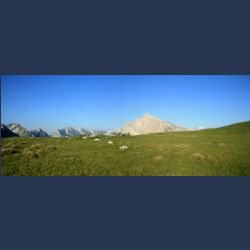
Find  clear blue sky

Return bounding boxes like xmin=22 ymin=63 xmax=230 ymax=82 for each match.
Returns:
xmin=1 ymin=75 xmax=250 ymax=134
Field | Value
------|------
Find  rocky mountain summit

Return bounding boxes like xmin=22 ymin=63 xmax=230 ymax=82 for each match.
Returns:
xmin=1 ymin=124 xmax=19 ymax=138
xmin=107 ymin=113 xmax=188 ymax=136
xmin=7 ymin=123 xmax=30 ymax=137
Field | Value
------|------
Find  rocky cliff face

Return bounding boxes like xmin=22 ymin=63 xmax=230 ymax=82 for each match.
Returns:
xmin=107 ymin=113 xmax=187 ymax=136
xmin=1 ymin=124 xmax=20 ymax=138
xmin=7 ymin=123 xmax=30 ymax=137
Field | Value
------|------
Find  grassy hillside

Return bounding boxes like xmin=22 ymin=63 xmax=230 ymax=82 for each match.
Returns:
xmin=1 ymin=121 xmax=250 ymax=176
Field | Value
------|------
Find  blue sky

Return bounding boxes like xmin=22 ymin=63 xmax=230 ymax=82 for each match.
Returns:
xmin=1 ymin=75 xmax=250 ymax=134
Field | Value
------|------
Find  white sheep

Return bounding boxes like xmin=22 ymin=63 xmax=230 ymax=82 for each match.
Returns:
xmin=93 ymin=138 xmax=101 ymax=142
xmin=119 ymin=145 xmax=128 ymax=150
xmin=107 ymin=140 xmax=114 ymax=145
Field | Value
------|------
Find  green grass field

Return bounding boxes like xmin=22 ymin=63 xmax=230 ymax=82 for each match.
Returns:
xmin=2 ymin=121 xmax=250 ymax=176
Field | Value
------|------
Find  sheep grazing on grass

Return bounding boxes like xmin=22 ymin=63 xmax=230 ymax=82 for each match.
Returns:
xmin=82 ymin=136 xmax=88 ymax=139
xmin=107 ymin=140 xmax=113 ymax=145
xmin=119 ymin=145 xmax=128 ymax=150
xmin=93 ymin=138 xmax=101 ymax=142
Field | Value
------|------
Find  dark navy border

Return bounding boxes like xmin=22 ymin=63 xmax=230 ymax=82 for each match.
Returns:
xmin=1 ymin=0 xmax=250 ymax=249
xmin=1 ymin=0 xmax=250 ymax=75
xmin=1 ymin=177 xmax=250 ymax=250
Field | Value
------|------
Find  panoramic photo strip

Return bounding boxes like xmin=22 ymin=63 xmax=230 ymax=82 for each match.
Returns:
xmin=1 ymin=75 xmax=250 ymax=176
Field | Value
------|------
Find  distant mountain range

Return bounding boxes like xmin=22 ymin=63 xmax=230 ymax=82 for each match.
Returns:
xmin=1 ymin=123 xmax=107 ymax=138
xmin=52 ymin=127 xmax=106 ymax=137
xmin=1 ymin=123 xmax=50 ymax=138
xmin=1 ymin=114 xmax=188 ymax=138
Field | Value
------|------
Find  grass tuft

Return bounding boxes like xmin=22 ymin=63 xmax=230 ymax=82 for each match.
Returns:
xmin=2 ymin=147 xmax=18 ymax=155
xmin=22 ymin=149 xmax=37 ymax=158
xmin=154 ymin=155 xmax=163 ymax=161
xmin=192 ymin=153 xmax=205 ymax=161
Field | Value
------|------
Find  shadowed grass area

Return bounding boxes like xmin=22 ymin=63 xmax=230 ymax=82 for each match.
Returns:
xmin=1 ymin=121 xmax=250 ymax=176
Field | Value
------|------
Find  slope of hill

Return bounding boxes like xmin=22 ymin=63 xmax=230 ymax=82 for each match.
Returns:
xmin=2 ymin=121 xmax=250 ymax=176
xmin=108 ymin=113 xmax=187 ymax=135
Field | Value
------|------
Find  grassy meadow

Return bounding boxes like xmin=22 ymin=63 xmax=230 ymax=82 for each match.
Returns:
xmin=1 ymin=121 xmax=250 ymax=176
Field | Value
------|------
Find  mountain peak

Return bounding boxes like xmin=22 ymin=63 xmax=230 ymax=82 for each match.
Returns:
xmin=108 ymin=114 xmax=187 ymax=136
xmin=8 ymin=122 xmax=22 ymax=128
xmin=7 ymin=123 xmax=30 ymax=137
xmin=142 ymin=113 xmax=153 ymax=118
